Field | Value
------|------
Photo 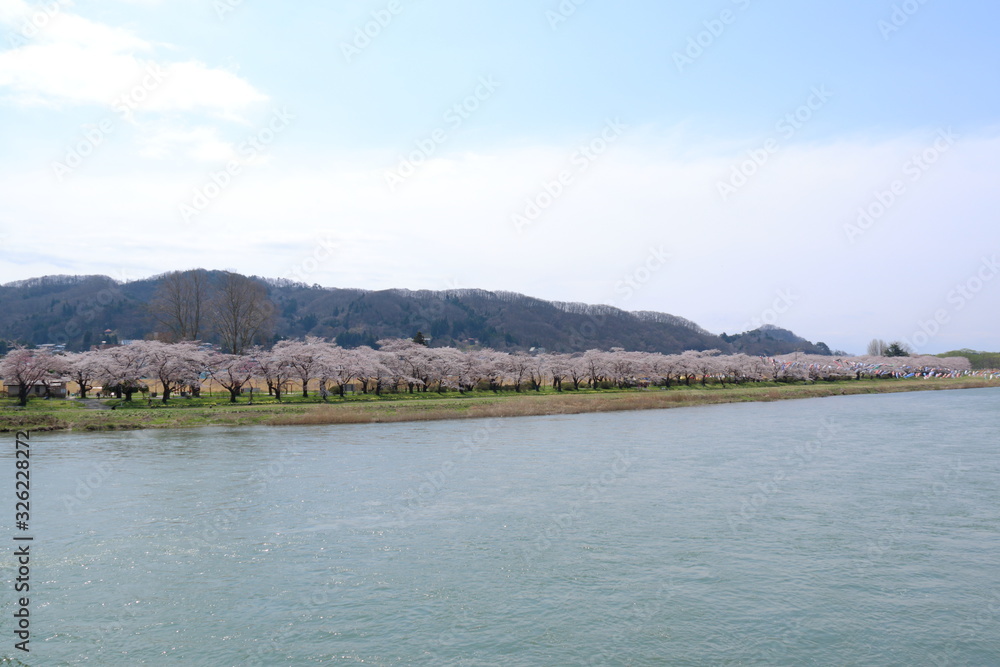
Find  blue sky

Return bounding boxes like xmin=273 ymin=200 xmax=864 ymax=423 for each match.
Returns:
xmin=1 ymin=0 xmax=998 ymax=354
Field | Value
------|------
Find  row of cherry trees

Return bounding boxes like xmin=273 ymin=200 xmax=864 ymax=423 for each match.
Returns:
xmin=0 ymin=338 xmax=981 ymax=406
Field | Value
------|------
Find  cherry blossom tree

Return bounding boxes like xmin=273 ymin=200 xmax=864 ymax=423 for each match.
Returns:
xmin=252 ymin=345 xmax=293 ymax=401
xmin=446 ymin=348 xmax=485 ymax=393
xmin=527 ymin=353 xmax=549 ymax=392
xmin=478 ymin=350 xmax=508 ymax=393
xmin=583 ymin=349 xmax=607 ymax=389
xmin=0 ymin=347 xmax=59 ymax=406
xmin=377 ymin=338 xmax=438 ymax=393
xmin=316 ymin=344 xmax=360 ymax=398
xmin=606 ymin=347 xmax=639 ymax=388
xmin=377 ymin=340 xmax=414 ymax=394
xmin=274 ymin=337 xmax=326 ymax=397
xmin=567 ymin=355 xmax=589 ymax=391
xmin=62 ymin=350 xmax=100 ymax=399
xmin=685 ymin=349 xmax=721 ymax=386
xmin=352 ymin=346 xmax=393 ymax=395
xmin=644 ymin=352 xmax=670 ymax=387
xmin=506 ymin=352 xmax=532 ymax=392
xmin=94 ymin=343 xmax=150 ymax=401
xmin=208 ymin=352 xmax=258 ymax=403
xmin=546 ymin=353 xmax=571 ymax=391
xmin=421 ymin=347 xmax=453 ymax=394
xmin=141 ymin=341 xmax=206 ymax=403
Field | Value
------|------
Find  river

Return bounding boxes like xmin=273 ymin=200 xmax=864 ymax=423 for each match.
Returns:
xmin=4 ymin=388 xmax=1000 ymax=664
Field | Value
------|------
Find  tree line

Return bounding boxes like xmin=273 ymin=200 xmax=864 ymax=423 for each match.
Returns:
xmin=0 ymin=337 xmax=981 ymax=407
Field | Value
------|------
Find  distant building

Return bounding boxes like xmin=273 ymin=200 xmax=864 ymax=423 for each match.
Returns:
xmin=92 ymin=330 xmax=121 ymax=350
xmin=5 ymin=379 xmax=69 ymax=399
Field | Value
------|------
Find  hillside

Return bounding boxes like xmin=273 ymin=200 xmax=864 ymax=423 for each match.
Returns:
xmin=0 ymin=272 xmax=836 ymax=356
xmin=938 ymin=349 xmax=1000 ymax=370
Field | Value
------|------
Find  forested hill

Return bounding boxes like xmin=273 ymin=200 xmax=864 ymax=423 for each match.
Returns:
xmin=0 ymin=272 xmax=835 ymax=356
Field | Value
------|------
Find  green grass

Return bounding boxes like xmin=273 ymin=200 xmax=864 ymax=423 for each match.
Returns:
xmin=1 ymin=376 xmax=996 ymax=433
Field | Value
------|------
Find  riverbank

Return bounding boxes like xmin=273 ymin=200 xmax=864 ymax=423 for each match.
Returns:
xmin=1 ymin=377 xmax=996 ymax=433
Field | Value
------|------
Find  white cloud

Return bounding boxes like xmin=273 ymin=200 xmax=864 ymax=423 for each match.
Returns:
xmin=148 ymin=60 xmax=267 ymax=120
xmin=135 ymin=123 xmax=233 ymax=161
xmin=0 ymin=1 xmax=266 ymax=122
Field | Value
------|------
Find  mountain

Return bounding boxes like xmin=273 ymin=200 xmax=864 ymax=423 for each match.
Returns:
xmin=0 ymin=272 xmax=835 ymax=356
xmin=721 ymin=325 xmax=836 ymax=357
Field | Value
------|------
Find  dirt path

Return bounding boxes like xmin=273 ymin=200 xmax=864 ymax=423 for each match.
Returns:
xmin=75 ymin=398 xmax=111 ymax=410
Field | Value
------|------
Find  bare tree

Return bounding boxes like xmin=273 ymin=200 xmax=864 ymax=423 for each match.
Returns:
xmin=151 ymin=269 xmax=210 ymax=341
xmin=212 ymin=273 xmax=275 ymax=354
xmin=866 ymin=338 xmax=888 ymax=356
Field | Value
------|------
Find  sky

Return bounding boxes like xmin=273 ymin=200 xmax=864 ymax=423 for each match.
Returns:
xmin=0 ymin=0 xmax=998 ymax=355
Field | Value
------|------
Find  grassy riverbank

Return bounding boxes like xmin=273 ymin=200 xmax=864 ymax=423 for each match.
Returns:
xmin=0 ymin=377 xmax=996 ymax=433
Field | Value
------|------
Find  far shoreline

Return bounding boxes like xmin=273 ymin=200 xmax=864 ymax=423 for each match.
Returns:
xmin=2 ymin=377 xmax=996 ymax=433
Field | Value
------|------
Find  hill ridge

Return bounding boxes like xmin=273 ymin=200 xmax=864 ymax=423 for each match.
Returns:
xmin=0 ymin=271 xmax=835 ymax=356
